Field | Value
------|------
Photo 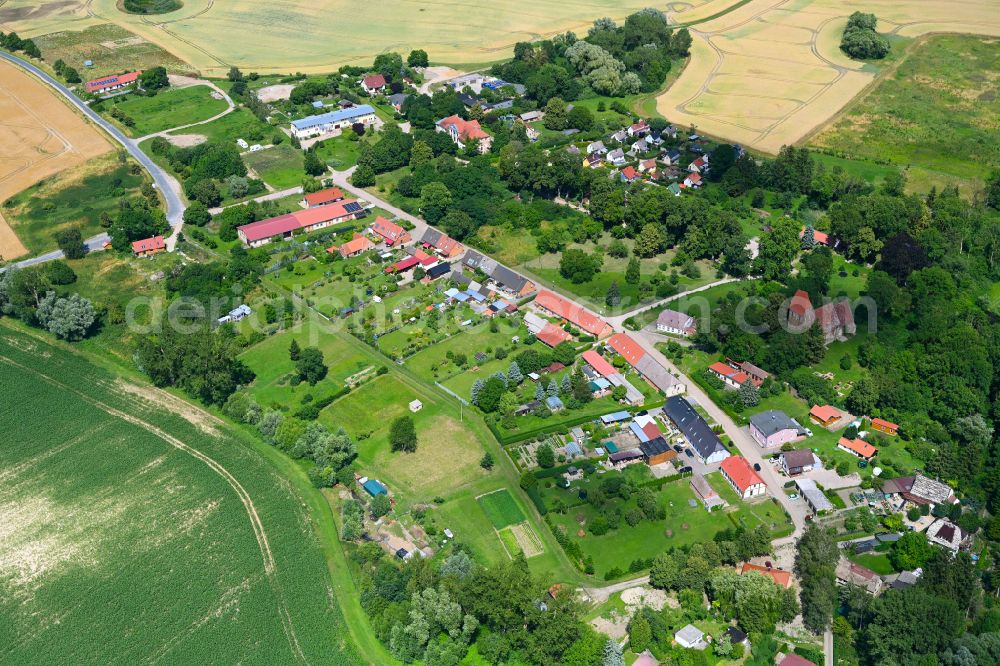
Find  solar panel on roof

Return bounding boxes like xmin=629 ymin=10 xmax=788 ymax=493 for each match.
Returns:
xmin=343 ymin=202 xmax=363 ymax=213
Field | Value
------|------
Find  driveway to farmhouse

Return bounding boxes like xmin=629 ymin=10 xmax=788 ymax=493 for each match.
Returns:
xmin=328 ymin=166 xmax=430 ymax=239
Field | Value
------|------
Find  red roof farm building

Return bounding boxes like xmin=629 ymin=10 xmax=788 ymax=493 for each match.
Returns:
xmin=237 ymin=199 xmax=366 ymax=247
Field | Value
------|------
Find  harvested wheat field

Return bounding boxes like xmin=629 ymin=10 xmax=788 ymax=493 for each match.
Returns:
xmin=658 ymin=0 xmax=1000 ymax=154
xmin=7 ymin=0 xmax=671 ymax=76
xmin=0 ymin=59 xmax=110 ymax=260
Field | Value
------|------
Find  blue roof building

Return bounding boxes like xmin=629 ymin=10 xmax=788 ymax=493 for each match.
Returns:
xmin=291 ymin=104 xmax=377 ymax=139
xmin=564 ymin=441 xmax=582 ymax=457
xmin=363 ymin=479 xmax=387 ymax=496
xmin=601 ymin=410 xmax=631 ymax=424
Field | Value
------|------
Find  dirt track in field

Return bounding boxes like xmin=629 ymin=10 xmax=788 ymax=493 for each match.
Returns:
xmin=658 ymin=0 xmax=1000 ymax=154
xmin=0 ymin=59 xmax=110 ymax=260
xmin=0 ymin=353 xmax=310 ymax=665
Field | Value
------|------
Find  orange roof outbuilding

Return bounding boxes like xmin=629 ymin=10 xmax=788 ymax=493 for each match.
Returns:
xmin=839 ymin=437 xmax=877 ymax=459
xmin=741 ymin=562 xmax=792 ymax=588
xmin=581 ymin=349 xmax=617 ymax=378
xmin=810 ymin=405 xmax=842 ymax=423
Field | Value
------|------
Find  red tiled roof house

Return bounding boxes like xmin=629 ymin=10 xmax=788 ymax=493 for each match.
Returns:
xmin=303 ymin=187 xmax=345 ymax=208
xmin=435 ymin=115 xmax=493 ymax=153
xmin=85 ymin=71 xmax=141 ymax=95
xmin=371 ymin=217 xmax=411 ymax=246
xmin=533 ymin=290 xmax=612 ymax=339
xmin=237 ymin=199 xmax=366 ymax=247
xmin=131 ymin=235 xmax=166 ymax=257
xmin=720 ymin=456 xmax=767 ymax=499
xmin=361 ymin=74 xmax=387 ymax=95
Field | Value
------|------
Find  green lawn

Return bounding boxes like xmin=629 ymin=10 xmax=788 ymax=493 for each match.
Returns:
xmin=314 ymin=133 xmax=364 ymax=170
xmin=243 ymin=143 xmax=306 ymax=189
xmin=239 ymin=324 xmax=379 ymax=410
xmin=546 ymin=473 xmax=792 ymax=578
xmin=406 ymin=318 xmax=528 ymax=382
xmin=321 ymin=374 xmax=486 ymax=499
xmin=166 ymin=108 xmax=276 ymax=145
xmin=628 ymin=281 xmax=748 ymax=330
xmin=3 ymin=157 xmax=146 ymax=255
xmin=848 ymin=552 xmax=896 ymax=576
xmin=104 ymin=85 xmax=228 ymax=136
xmin=477 ymin=489 xmax=527 ymax=529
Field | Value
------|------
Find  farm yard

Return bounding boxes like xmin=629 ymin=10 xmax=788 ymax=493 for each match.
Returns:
xmin=0 ymin=324 xmax=359 ymax=665
xmin=657 ymin=0 xmax=1000 ymax=155
xmin=0 ymin=58 xmax=111 ymax=260
xmin=810 ymin=33 xmax=1000 ymax=194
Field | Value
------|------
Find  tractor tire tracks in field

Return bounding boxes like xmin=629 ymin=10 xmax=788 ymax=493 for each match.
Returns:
xmin=0 ymin=354 xmax=309 ymax=665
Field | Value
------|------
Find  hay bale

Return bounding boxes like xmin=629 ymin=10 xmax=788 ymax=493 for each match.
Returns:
xmin=665 ymin=529 xmax=673 ymax=538
xmin=577 ymin=529 xmax=586 ymax=537
xmin=681 ymin=523 xmax=690 ymax=530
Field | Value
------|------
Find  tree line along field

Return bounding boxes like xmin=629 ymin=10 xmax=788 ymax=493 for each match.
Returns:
xmin=0 ymin=323 xmax=360 ymax=665
xmin=810 ymin=33 xmax=1000 ymax=193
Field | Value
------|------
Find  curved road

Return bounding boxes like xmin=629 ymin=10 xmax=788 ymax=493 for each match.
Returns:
xmin=0 ymin=51 xmax=186 ymax=270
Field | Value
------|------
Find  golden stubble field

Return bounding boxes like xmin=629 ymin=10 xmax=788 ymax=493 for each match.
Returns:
xmin=0 ymin=59 xmax=110 ymax=260
xmin=658 ymin=0 xmax=1000 ymax=154
xmin=2 ymin=0 xmax=674 ymax=77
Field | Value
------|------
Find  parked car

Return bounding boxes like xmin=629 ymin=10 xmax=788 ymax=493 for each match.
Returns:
xmin=673 ymin=444 xmax=684 ymax=453
xmin=684 ymin=449 xmax=694 ymax=458
xmin=678 ymin=466 xmax=692 ymax=474
xmin=753 ymin=463 xmax=761 ymax=471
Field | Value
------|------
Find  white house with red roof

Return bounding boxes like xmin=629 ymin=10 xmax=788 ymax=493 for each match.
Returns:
xmin=683 ymin=172 xmax=702 ymax=188
xmin=361 ymin=74 xmax=387 ymax=95
xmin=435 ymin=115 xmax=493 ymax=153
xmin=620 ymin=165 xmax=640 ymax=183
xmin=720 ymin=456 xmax=767 ymax=499
xmin=687 ymin=156 xmax=708 ymax=173
xmin=627 ymin=120 xmax=649 ymax=137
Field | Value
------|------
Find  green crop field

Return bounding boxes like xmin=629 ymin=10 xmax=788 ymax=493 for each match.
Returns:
xmin=3 ymin=156 xmax=147 ymax=255
xmin=812 ymin=34 xmax=1000 ymax=193
xmin=104 ymin=85 xmax=228 ymax=137
xmin=0 ymin=324 xmax=359 ymax=664
xmin=243 ymin=144 xmax=306 ymax=190
xmin=477 ymin=489 xmax=527 ymax=529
